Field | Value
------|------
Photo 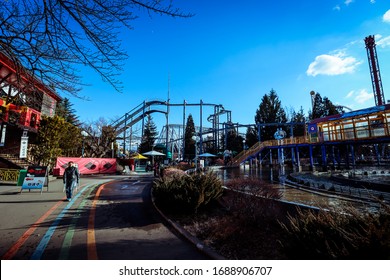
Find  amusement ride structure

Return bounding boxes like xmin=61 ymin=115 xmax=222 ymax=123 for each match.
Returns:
xmin=110 ymin=99 xmax=232 ymax=159
xmin=111 ymin=35 xmax=390 ymax=170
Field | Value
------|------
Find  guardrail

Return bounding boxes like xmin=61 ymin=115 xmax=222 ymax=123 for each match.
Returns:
xmin=0 ymin=168 xmax=20 ymax=182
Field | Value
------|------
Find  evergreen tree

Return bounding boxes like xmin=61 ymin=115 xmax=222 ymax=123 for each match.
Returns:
xmin=56 ymin=98 xmax=80 ymax=126
xmin=245 ymin=125 xmax=258 ymax=148
xmin=290 ymin=106 xmax=307 ymax=137
xmin=138 ymin=115 xmax=158 ymax=154
xmin=309 ymin=92 xmax=343 ymax=120
xmin=255 ymin=89 xmax=287 ymax=141
xmin=184 ymin=114 xmax=196 ymax=160
xmin=220 ymin=123 xmax=244 ymax=153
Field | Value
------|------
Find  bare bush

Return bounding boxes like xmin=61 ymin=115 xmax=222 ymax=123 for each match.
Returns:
xmin=222 ymin=177 xmax=282 ymax=225
xmin=280 ymin=204 xmax=390 ymax=259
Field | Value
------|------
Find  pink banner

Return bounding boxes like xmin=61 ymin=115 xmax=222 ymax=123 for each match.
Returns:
xmin=55 ymin=157 xmax=117 ymax=175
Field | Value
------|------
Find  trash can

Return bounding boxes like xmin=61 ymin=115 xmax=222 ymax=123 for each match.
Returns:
xmin=53 ymin=168 xmax=60 ymax=176
xmin=17 ymin=169 xmax=27 ymax=186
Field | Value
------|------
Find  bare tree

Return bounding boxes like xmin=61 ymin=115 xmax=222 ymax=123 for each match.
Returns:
xmin=80 ymin=117 xmax=116 ymax=158
xmin=0 ymin=0 xmax=192 ymax=99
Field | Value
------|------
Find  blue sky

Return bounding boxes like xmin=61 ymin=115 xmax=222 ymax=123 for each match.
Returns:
xmin=71 ymin=0 xmax=390 ymax=135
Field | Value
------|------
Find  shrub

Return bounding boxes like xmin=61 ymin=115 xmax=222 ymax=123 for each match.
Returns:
xmin=153 ymin=171 xmax=223 ymax=213
xmin=222 ymin=177 xmax=282 ymax=225
xmin=279 ymin=204 xmax=390 ymax=259
xmin=163 ymin=167 xmax=187 ymax=178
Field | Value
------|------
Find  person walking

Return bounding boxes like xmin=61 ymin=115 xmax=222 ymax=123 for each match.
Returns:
xmin=63 ymin=161 xmax=79 ymax=201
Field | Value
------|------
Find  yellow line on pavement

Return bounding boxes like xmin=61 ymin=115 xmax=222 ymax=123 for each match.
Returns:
xmin=87 ymin=183 xmax=106 ymax=260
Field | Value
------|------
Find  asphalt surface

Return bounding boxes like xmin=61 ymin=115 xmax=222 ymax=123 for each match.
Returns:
xmin=0 ymin=173 xmax=210 ymax=260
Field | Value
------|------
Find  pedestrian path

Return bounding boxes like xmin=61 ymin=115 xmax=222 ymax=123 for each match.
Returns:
xmin=0 ymin=174 xmax=213 ymax=260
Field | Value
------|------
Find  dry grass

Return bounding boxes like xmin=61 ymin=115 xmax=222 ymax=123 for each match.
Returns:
xmin=166 ymin=177 xmax=390 ymax=259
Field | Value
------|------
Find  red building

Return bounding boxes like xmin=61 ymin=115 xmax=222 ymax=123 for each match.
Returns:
xmin=0 ymin=52 xmax=62 ymax=168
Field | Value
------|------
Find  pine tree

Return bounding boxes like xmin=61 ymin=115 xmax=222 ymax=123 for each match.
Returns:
xmin=309 ymin=92 xmax=343 ymax=120
xmin=138 ymin=115 xmax=158 ymax=154
xmin=184 ymin=114 xmax=196 ymax=160
xmin=56 ymin=98 xmax=80 ymax=126
xmin=245 ymin=125 xmax=258 ymax=148
xmin=255 ymin=89 xmax=287 ymax=141
xmin=290 ymin=106 xmax=307 ymax=137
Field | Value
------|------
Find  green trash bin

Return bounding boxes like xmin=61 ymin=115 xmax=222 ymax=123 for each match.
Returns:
xmin=17 ymin=169 xmax=27 ymax=186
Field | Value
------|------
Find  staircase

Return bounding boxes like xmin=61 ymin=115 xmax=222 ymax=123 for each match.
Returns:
xmin=0 ymin=148 xmax=32 ymax=169
xmin=230 ymin=136 xmax=310 ymax=167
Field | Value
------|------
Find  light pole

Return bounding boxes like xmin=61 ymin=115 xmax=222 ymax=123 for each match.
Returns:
xmin=310 ymin=90 xmax=315 ymax=112
xmin=192 ymin=135 xmax=199 ymax=169
xmin=81 ymin=130 xmax=88 ymax=157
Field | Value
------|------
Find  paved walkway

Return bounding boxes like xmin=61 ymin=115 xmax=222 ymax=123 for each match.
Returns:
xmin=0 ymin=173 xmax=213 ymax=260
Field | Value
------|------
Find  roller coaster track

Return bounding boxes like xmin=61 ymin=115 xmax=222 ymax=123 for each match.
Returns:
xmin=111 ymin=100 xmax=167 ymax=136
xmin=111 ymin=99 xmax=228 ymax=137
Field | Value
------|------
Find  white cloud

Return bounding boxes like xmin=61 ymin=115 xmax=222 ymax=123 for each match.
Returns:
xmin=376 ymin=35 xmax=390 ymax=48
xmin=333 ymin=5 xmax=341 ymax=11
xmin=370 ymin=0 xmax=376 ymax=4
xmin=344 ymin=0 xmax=354 ymax=5
xmin=383 ymin=10 xmax=390 ymax=23
xmin=345 ymin=91 xmax=354 ymax=99
xmin=354 ymin=89 xmax=373 ymax=104
xmin=306 ymin=51 xmax=361 ymax=77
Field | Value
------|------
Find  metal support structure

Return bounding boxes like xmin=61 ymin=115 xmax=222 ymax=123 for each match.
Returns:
xmin=321 ymin=144 xmax=327 ymax=170
xmin=123 ymin=113 xmax=127 ymax=154
xmin=309 ymin=145 xmax=314 ymax=171
xmin=374 ymin=144 xmax=381 ymax=166
xmin=199 ymin=99 xmax=203 ymax=155
xmin=351 ymin=145 xmax=356 ymax=169
xmin=182 ymin=100 xmax=186 ymax=159
xmin=332 ymin=146 xmax=337 ymax=169
xmin=295 ymin=146 xmax=301 ymax=171
xmin=365 ymin=35 xmax=386 ymax=106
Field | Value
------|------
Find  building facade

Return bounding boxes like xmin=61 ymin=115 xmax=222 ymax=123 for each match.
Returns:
xmin=0 ymin=52 xmax=62 ymax=168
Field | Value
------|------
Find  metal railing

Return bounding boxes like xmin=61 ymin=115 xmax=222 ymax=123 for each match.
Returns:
xmin=0 ymin=168 xmax=20 ymax=182
xmin=230 ymin=136 xmax=310 ymax=166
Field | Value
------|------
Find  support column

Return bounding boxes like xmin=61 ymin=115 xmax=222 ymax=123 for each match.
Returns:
xmin=332 ymin=146 xmax=337 ymax=170
xmin=291 ymin=146 xmax=295 ymax=167
xmin=374 ymin=144 xmax=381 ymax=166
xmin=296 ymin=146 xmax=301 ymax=172
xmin=182 ymin=100 xmax=186 ymax=160
xmin=345 ymin=145 xmax=350 ymax=169
xmin=309 ymin=145 xmax=315 ymax=171
xmin=351 ymin=145 xmax=356 ymax=169
xmin=123 ymin=113 xmax=127 ymax=154
xmin=321 ymin=144 xmax=327 ymax=171
xmin=199 ymin=99 xmax=203 ymax=154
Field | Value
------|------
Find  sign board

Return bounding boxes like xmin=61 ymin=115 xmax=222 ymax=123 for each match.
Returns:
xmin=21 ymin=166 xmax=48 ymax=194
xmin=0 ymin=124 xmax=6 ymax=146
xmin=274 ymin=128 xmax=287 ymax=140
xmin=55 ymin=157 xmax=117 ymax=175
xmin=19 ymin=136 xmax=29 ymax=158
xmin=308 ymin=123 xmax=318 ymax=134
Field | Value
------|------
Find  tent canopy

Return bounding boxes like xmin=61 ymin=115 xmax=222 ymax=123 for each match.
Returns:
xmin=130 ymin=153 xmax=148 ymax=160
xmin=142 ymin=150 xmax=165 ymax=156
xmin=198 ymin=152 xmax=217 ymax=157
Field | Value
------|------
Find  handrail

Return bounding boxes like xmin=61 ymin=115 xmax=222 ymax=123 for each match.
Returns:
xmin=0 ymin=168 xmax=20 ymax=182
xmin=230 ymin=136 xmax=311 ymax=166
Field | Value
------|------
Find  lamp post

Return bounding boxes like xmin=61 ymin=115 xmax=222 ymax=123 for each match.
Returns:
xmin=192 ymin=135 xmax=199 ymax=169
xmin=81 ymin=130 xmax=88 ymax=157
xmin=310 ymin=90 xmax=315 ymax=112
